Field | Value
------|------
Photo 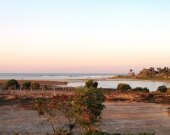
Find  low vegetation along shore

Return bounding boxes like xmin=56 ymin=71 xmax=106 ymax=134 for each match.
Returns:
xmin=111 ymin=67 xmax=170 ymax=81
xmin=0 ymin=79 xmax=170 ymax=134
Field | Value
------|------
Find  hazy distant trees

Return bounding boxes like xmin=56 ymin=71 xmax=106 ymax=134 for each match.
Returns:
xmin=137 ymin=67 xmax=170 ymax=79
xmin=129 ymin=69 xmax=135 ymax=76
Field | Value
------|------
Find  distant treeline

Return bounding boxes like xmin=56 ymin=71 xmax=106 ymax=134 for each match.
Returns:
xmin=136 ymin=67 xmax=170 ymax=79
xmin=116 ymin=67 xmax=170 ymax=79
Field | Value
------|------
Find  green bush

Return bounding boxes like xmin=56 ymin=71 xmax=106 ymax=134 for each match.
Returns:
xmin=5 ymin=79 xmax=20 ymax=89
xmin=93 ymin=82 xmax=98 ymax=88
xmin=85 ymin=80 xmax=98 ymax=88
xmin=157 ymin=85 xmax=167 ymax=93
xmin=133 ymin=87 xmax=149 ymax=92
xmin=117 ymin=83 xmax=131 ymax=90
xmin=31 ymin=82 xmax=40 ymax=89
xmin=73 ymin=86 xmax=106 ymax=131
xmin=142 ymin=87 xmax=149 ymax=92
xmin=133 ymin=87 xmax=142 ymax=91
xmin=23 ymin=81 xmax=31 ymax=89
xmin=35 ymin=86 xmax=106 ymax=134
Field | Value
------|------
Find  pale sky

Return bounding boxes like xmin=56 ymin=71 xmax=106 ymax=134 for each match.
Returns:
xmin=0 ymin=0 xmax=170 ymax=73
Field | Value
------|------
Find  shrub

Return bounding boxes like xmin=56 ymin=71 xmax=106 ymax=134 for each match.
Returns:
xmin=93 ymin=82 xmax=98 ymax=88
xmin=35 ymin=86 xmax=106 ymax=134
xmin=133 ymin=87 xmax=149 ymax=92
xmin=142 ymin=87 xmax=149 ymax=92
xmin=133 ymin=87 xmax=142 ymax=91
xmin=5 ymin=79 xmax=20 ymax=89
xmin=157 ymin=85 xmax=167 ymax=93
xmin=73 ymin=86 xmax=106 ymax=131
xmin=85 ymin=80 xmax=98 ymax=88
xmin=23 ymin=81 xmax=31 ymax=89
xmin=117 ymin=83 xmax=131 ymax=90
xmin=31 ymin=82 xmax=40 ymax=89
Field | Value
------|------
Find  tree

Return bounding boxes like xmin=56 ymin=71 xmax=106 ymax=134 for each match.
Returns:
xmin=137 ymin=68 xmax=157 ymax=78
xmin=35 ymin=86 xmax=106 ymax=134
xmin=129 ymin=69 xmax=135 ymax=76
xmin=5 ymin=79 xmax=20 ymax=89
xmin=73 ymin=86 xmax=106 ymax=131
xmin=85 ymin=80 xmax=98 ymax=88
xmin=31 ymin=82 xmax=40 ymax=89
xmin=23 ymin=81 xmax=31 ymax=89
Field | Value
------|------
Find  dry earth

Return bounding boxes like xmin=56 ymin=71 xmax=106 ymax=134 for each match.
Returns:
xmin=0 ymin=101 xmax=170 ymax=135
xmin=0 ymin=86 xmax=170 ymax=135
xmin=101 ymin=102 xmax=170 ymax=135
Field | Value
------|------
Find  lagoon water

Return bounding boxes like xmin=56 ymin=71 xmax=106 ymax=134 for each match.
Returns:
xmin=1 ymin=73 xmax=170 ymax=91
xmin=68 ymin=80 xmax=170 ymax=92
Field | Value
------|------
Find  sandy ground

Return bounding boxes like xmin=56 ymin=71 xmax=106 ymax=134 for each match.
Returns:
xmin=101 ymin=102 xmax=170 ymax=135
xmin=0 ymin=102 xmax=170 ymax=135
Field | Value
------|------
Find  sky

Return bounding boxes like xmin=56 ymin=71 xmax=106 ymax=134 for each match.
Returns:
xmin=0 ymin=0 xmax=170 ymax=73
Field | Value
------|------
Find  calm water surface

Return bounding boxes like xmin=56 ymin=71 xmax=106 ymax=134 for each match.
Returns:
xmin=69 ymin=80 xmax=170 ymax=92
xmin=1 ymin=73 xmax=170 ymax=91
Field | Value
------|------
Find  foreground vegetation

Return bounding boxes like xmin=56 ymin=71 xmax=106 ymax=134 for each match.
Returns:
xmin=34 ymin=85 xmax=106 ymax=135
xmin=0 ymin=79 xmax=167 ymax=134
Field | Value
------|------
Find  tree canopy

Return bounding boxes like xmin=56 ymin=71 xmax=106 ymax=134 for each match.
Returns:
xmin=5 ymin=79 xmax=20 ymax=89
